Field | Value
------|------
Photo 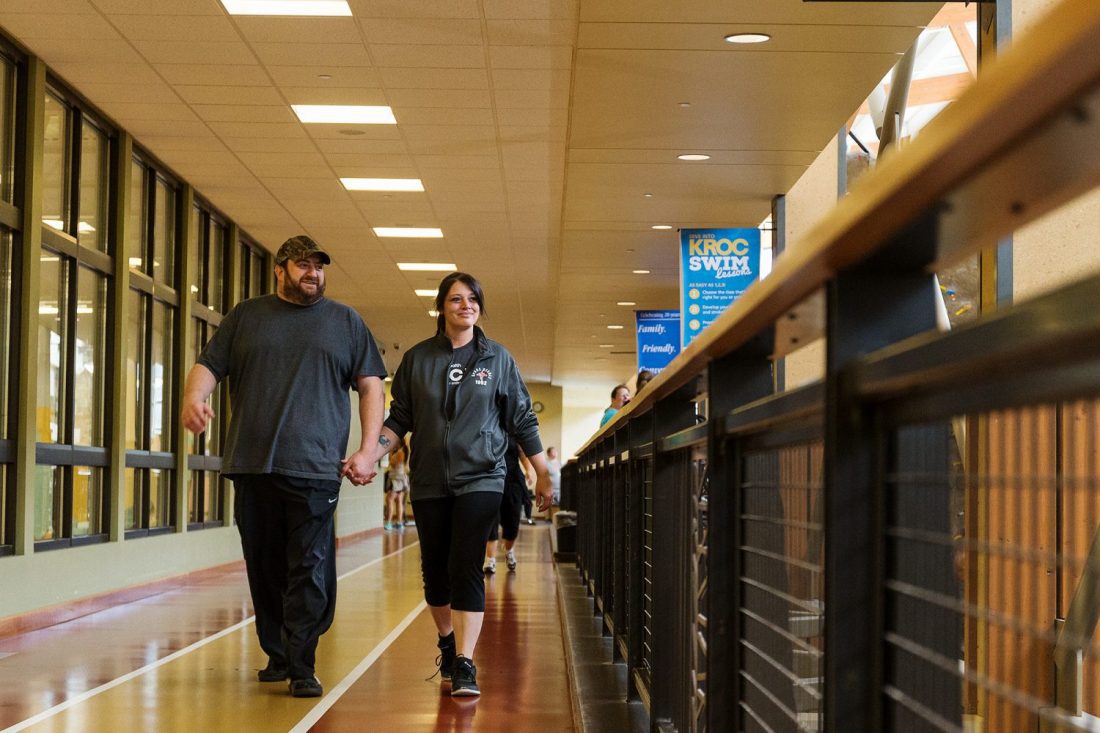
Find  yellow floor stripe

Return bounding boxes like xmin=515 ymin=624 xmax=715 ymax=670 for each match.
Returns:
xmin=21 ymin=543 xmax=426 ymax=733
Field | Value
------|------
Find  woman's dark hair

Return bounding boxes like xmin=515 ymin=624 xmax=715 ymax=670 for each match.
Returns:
xmin=435 ymin=272 xmax=487 ymax=334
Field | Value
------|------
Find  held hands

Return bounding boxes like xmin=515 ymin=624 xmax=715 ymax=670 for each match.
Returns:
xmin=341 ymin=449 xmax=377 ymax=486
xmin=181 ymin=401 xmax=215 ymax=434
xmin=534 ymin=472 xmax=553 ymax=513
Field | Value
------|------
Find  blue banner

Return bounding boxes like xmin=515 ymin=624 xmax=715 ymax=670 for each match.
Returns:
xmin=680 ymin=227 xmax=761 ymax=347
xmin=635 ymin=310 xmax=680 ymax=374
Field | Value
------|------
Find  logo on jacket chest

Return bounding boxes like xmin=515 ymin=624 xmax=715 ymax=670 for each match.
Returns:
xmin=471 ymin=367 xmax=493 ymax=386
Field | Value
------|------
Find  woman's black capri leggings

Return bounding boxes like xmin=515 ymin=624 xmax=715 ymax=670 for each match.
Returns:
xmin=412 ymin=491 xmax=501 ymax=612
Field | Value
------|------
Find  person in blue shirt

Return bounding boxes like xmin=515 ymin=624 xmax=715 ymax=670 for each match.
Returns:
xmin=600 ymin=384 xmax=631 ymax=427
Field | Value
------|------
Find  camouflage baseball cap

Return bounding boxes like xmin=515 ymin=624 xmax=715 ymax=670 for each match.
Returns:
xmin=276 ymin=235 xmax=331 ymax=265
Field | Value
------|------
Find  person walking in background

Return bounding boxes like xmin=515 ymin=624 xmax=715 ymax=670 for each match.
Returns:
xmin=546 ymin=446 xmax=562 ymax=511
xmin=372 ymin=271 xmax=552 ymax=698
xmin=600 ymin=384 xmax=631 ymax=427
xmin=484 ymin=440 xmax=529 ymax=574
xmin=385 ymin=441 xmax=410 ymax=530
xmin=635 ymin=369 xmax=655 ymax=393
xmin=181 ymin=235 xmax=386 ymax=699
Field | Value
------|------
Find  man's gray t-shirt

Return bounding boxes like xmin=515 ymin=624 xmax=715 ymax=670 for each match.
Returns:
xmin=197 ymin=294 xmax=386 ymax=482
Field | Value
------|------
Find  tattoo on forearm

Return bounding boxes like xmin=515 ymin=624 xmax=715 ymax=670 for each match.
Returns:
xmin=378 ymin=435 xmax=391 ymax=449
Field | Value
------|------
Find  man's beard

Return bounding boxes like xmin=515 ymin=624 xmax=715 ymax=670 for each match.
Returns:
xmin=281 ymin=272 xmax=325 ymax=305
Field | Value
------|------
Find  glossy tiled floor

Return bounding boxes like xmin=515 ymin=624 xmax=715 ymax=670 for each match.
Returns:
xmin=0 ymin=526 xmax=573 ymax=733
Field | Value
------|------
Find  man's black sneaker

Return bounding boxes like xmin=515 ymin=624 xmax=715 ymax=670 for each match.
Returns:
xmin=451 ymin=656 xmax=480 ymax=697
xmin=257 ymin=661 xmax=288 ymax=682
xmin=436 ymin=631 xmax=457 ymax=681
xmin=289 ymin=676 xmax=323 ymax=698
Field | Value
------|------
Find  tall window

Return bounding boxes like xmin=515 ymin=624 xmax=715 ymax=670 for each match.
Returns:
xmin=186 ymin=203 xmax=229 ymax=528
xmin=124 ymin=155 xmax=179 ymax=537
xmin=0 ymin=49 xmax=18 ymax=554
xmin=0 ymin=48 xmax=14 ymax=205
xmin=240 ymin=238 xmax=268 ymax=301
xmin=34 ymin=87 xmax=112 ymax=549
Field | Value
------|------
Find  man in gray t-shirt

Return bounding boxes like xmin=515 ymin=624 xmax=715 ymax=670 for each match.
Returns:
xmin=181 ymin=235 xmax=386 ymax=699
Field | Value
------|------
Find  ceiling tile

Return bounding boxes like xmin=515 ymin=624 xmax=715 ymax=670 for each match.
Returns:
xmin=378 ymin=67 xmax=489 ymax=90
xmin=369 ymin=44 xmax=486 ymax=69
xmin=349 ymin=0 xmax=479 ymax=19
xmin=0 ymin=13 xmax=118 ymax=39
xmin=156 ymin=63 xmax=271 ymax=86
xmin=360 ymin=18 xmax=483 ymax=45
xmin=250 ymin=42 xmax=371 ymax=67
xmin=233 ymin=17 xmax=361 ymax=44
xmin=483 ymin=0 xmax=577 ymax=21
xmin=489 ymin=45 xmax=573 ymax=69
xmin=486 ymin=19 xmax=576 ymax=46
xmin=90 ymin=0 xmax=224 ymax=13
xmin=132 ymin=40 xmax=257 ymax=66
xmin=174 ymin=85 xmax=283 ymax=105
xmin=267 ymin=67 xmax=382 ymax=89
xmin=110 ymin=14 xmax=238 ymax=41
xmin=192 ymin=104 xmax=296 ymax=123
xmin=388 ymin=88 xmax=491 ymax=109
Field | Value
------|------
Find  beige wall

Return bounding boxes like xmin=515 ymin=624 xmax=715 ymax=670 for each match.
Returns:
xmin=0 ymin=528 xmax=242 ymax=619
xmin=527 ymin=382 xmax=563 ymax=457
xmin=1011 ymin=0 xmax=1100 ymax=303
xmin=781 ymin=133 xmax=839 ymax=389
xmin=561 ymin=384 xmax=611 ymax=460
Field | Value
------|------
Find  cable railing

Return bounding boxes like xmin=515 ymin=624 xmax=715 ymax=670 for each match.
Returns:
xmin=562 ymin=1 xmax=1100 ymax=730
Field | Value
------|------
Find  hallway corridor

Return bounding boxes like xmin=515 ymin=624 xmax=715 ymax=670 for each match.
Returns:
xmin=0 ymin=525 xmax=571 ymax=732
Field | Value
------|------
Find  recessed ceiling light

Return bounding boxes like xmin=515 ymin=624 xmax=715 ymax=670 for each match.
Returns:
xmin=292 ymin=105 xmax=396 ymax=124
xmin=678 ymin=153 xmax=710 ymax=161
xmin=679 ymin=102 xmax=691 ymax=108
xmin=643 ymin=193 xmax=653 ymax=198
xmin=607 ymin=325 xmax=625 ymax=330
xmin=318 ymin=74 xmax=333 ymax=80
xmin=397 ymin=262 xmax=456 ymax=271
xmin=428 ymin=310 xmax=439 ymax=318
xmin=220 ymin=0 xmax=352 ymax=16
xmin=414 ymin=289 xmax=436 ymax=297
xmin=617 ymin=301 xmax=636 ymax=306
xmin=724 ymin=32 xmax=771 ymax=44
xmin=373 ymin=227 xmax=444 ymax=238
xmin=651 ymin=225 xmax=672 ymax=230
xmin=341 ymin=178 xmax=424 ymax=192
xmin=633 ymin=269 xmax=650 ymax=274
xmin=599 ymin=344 xmax=614 ymax=348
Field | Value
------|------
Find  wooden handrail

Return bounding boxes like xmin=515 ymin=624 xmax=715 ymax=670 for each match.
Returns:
xmin=577 ymin=0 xmax=1100 ymax=457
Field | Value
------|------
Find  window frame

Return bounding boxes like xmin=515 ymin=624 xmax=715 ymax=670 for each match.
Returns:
xmin=32 ymin=81 xmax=115 ymax=551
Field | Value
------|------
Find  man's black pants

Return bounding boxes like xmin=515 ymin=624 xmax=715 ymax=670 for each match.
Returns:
xmin=234 ymin=474 xmax=339 ymax=681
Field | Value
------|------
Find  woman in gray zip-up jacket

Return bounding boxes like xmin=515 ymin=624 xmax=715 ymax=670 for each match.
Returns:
xmin=373 ymin=272 xmax=552 ymax=698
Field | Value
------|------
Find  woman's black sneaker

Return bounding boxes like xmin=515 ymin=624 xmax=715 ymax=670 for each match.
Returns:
xmin=436 ymin=631 xmax=457 ymax=680
xmin=450 ymin=656 xmax=480 ymax=696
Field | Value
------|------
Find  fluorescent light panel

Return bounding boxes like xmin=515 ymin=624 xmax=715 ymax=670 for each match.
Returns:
xmin=414 ymin=289 xmax=437 ymax=297
xmin=397 ymin=262 xmax=456 ymax=271
xmin=221 ymin=0 xmax=352 ymax=16
xmin=341 ymin=178 xmax=423 ymax=192
xmin=292 ymin=105 xmax=395 ymax=124
xmin=374 ymin=227 xmax=443 ymax=238
xmin=617 ymin=301 xmax=636 ymax=306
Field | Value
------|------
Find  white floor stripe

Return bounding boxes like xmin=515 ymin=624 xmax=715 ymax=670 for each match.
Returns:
xmin=288 ymin=600 xmax=428 ymax=733
xmin=1 ymin=538 xmax=421 ymax=733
